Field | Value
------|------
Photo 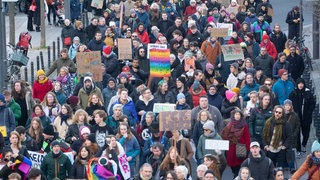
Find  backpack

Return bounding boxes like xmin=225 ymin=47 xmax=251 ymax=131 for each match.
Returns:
xmin=17 ymin=32 xmax=31 ymax=49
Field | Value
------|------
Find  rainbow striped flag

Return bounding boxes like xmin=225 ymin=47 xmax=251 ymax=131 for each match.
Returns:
xmin=149 ymin=49 xmax=171 ymax=77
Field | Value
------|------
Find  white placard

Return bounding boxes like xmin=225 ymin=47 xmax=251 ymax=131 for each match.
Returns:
xmin=205 ymin=139 xmax=230 ymax=150
xmin=153 ymin=103 xmax=176 ymax=113
xmin=2 ymin=0 xmax=18 ymax=2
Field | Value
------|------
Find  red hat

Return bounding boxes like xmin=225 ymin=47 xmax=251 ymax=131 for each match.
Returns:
xmin=103 ymin=46 xmax=112 ymax=55
xmin=278 ymin=69 xmax=288 ymax=77
xmin=122 ymin=66 xmax=130 ymax=72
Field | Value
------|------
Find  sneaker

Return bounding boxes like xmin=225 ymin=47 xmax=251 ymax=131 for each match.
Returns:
xmin=296 ymin=152 xmax=302 ymax=158
xmin=302 ymin=146 xmax=306 ymax=153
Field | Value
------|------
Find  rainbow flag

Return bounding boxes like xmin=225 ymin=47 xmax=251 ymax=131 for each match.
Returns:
xmin=149 ymin=49 xmax=171 ymax=77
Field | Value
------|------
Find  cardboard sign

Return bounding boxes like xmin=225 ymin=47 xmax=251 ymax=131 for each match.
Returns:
xmin=118 ymin=38 xmax=132 ymax=60
xmin=0 ymin=126 xmax=7 ymax=137
xmin=76 ymin=51 xmax=102 ymax=82
xmin=226 ymin=7 xmax=238 ymax=14
xmin=221 ymin=44 xmax=244 ymax=61
xmin=153 ymin=103 xmax=176 ymax=113
xmin=211 ymin=28 xmax=229 ymax=37
xmin=159 ymin=110 xmax=192 ymax=131
xmin=217 ymin=23 xmax=233 ymax=36
xmin=147 ymin=43 xmax=167 ymax=58
xmin=149 ymin=49 xmax=171 ymax=77
xmin=91 ymin=0 xmax=104 ymax=9
xmin=205 ymin=139 xmax=230 ymax=150
xmin=218 ymin=0 xmax=230 ymax=7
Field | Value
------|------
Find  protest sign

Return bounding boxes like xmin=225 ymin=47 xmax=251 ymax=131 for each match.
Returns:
xmin=153 ymin=103 xmax=176 ymax=113
xmin=0 ymin=126 xmax=7 ymax=137
xmin=76 ymin=51 xmax=102 ymax=82
xmin=211 ymin=28 xmax=229 ymax=37
xmin=149 ymin=48 xmax=171 ymax=77
xmin=217 ymin=23 xmax=233 ymax=36
xmin=218 ymin=0 xmax=230 ymax=7
xmin=28 ymin=151 xmax=74 ymax=169
xmin=221 ymin=44 xmax=244 ymax=61
xmin=118 ymin=38 xmax=132 ymax=60
xmin=159 ymin=110 xmax=192 ymax=131
xmin=226 ymin=7 xmax=238 ymax=14
xmin=205 ymin=140 xmax=230 ymax=150
xmin=147 ymin=43 xmax=167 ymax=58
xmin=91 ymin=0 xmax=103 ymax=9
xmin=268 ymin=7 xmax=274 ymax=17
xmin=118 ymin=154 xmax=131 ymax=179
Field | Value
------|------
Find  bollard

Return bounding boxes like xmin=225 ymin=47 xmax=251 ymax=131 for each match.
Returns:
xmin=31 ymin=62 xmax=34 ymax=85
xmin=24 ymin=67 xmax=28 ymax=83
xmin=53 ymin=41 xmax=56 ymax=61
xmin=36 ymin=56 xmax=40 ymax=70
xmin=48 ymin=46 xmax=51 ymax=67
xmin=57 ymin=37 xmax=61 ymax=58
xmin=40 ymin=51 xmax=44 ymax=70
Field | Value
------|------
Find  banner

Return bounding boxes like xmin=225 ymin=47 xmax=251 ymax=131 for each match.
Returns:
xmin=218 ymin=0 xmax=230 ymax=7
xmin=226 ymin=7 xmax=238 ymax=14
xmin=118 ymin=154 xmax=131 ymax=180
xmin=159 ymin=110 xmax=192 ymax=131
xmin=205 ymin=139 xmax=230 ymax=150
xmin=153 ymin=103 xmax=176 ymax=113
xmin=147 ymin=43 xmax=167 ymax=58
xmin=217 ymin=23 xmax=233 ymax=36
xmin=76 ymin=51 xmax=102 ymax=82
xmin=149 ymin=49 xmax=171 ymax=77
xmin=221 ymin=44 xmax=244 ymax=61
xmin=28 ymin=151 xmax=74 ymax=169
xmin=118 ymin=38 xmax=132 ymax=60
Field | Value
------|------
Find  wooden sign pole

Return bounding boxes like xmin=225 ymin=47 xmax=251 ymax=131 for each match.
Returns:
xmin=174 ymin=138 xmax=177 ymax=167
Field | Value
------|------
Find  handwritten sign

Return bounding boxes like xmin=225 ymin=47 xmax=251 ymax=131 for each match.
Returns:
xmin=118 ymin=38 xmax=132 ymax=60
xmin=205 ymin=139 xmax=230 ymax=150
xmin=76 ymin=51 xmax=102 ymax=82
xmin=268 ymin=7 xmax=274 ymax=17
xmin=217 ymin=23 xmax=233 ymax=36
xmin=91 ymin=0 xmax=103 ymax=9
xmin=221 ymin=44 xmax=244 ymax=61
xmin=226 ymin=7 xmax=238 ymax=14
xmin=211 ymin=28 xmax=229 ymax=37
xmin=0 ymin=126 xmax=7 ymax=137
xmin=118 ymin=154 xmax=131 ymax=179
xmin=218 ymin=0 xmax=230 ymax=7
xmin=147 ymin=43 xmax=167 ymax=58
xmin=153 ymin=103 xmax=176 ymax=113
xmin=149 ymin=49 xmax=171 ymax=77
xmin=159 ymin=110 xmax=192 ymax=131
xmin=28 ymin=151 xmax=74 ymax=169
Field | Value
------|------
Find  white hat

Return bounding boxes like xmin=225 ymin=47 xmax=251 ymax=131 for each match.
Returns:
xmin=250 ymin=141 xmax=260 ymax=148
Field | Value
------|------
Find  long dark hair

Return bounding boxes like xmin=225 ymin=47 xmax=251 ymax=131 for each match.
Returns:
xmin=75 ymin=146 xmax=92 ymax=164
xmin=11 ymin=80 xmax=27 ymax=99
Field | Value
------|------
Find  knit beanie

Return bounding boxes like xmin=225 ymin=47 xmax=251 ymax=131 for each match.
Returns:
xmin=177 ymin=93 xmax=185 ymax=101
xmin=80 ymin=126 xmax=91 ymax=136
xmin=43 ymin=125 xmax=55 ymax=136
xmin=203 ymin=121 xmax=215 ymax=132
xmin=122 ymin=66 xmax=130 ymax=72
xmin=226 ymin=90 xmax=236 ymax=101
xmin=51 ymin=140 xmax=60 ymax=147
xmin=176 ymin=76 xmax=186 ymax=85
xmin=283 ymin=99 xmax=292 ymax=106
xmin=206 ymin=63 xmax=214 ymax=72
xmin=118 ymin=72 xmax=128 ymax=79
xmin=296 ymin=78 xmax=305 ymax=85
xmin=231 ymin=87 xmax=240 ymax=96
xmin=278 ymin=69 xmax=288 ymax=77
xmin=311 ymin=140 xmax=320 ymax=153
xmin=36 ymin=69 xmax=46 ymax=77
xmin=192 ymin=81 xmax=201 ymax=91
xmin=103 ymin=46 xmax=112 ymax=55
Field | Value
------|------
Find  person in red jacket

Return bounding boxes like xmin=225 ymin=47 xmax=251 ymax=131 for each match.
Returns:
xmin=184 ymin=0 xmax=197 ymax=21
xmin=32 ymin=69 xmax=53 ymax=102
xmin=189 ymin=80 xmax=206 ymax=107
xmin=260 ymin=34 xmax=277 ymax=61
xmin=136 ymin=23 xmax=150 ymax=44
xmin=227 ymin=31 xmax=243 ymax=44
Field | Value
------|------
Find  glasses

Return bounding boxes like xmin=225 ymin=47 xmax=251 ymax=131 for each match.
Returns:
xmin=132 ymin=35 xmax=138 ymax=37
xmin=140 ymin=51 xmax=145 ymax=53
xmin=275 ymin=111 xmax=282 ymax=114
xmin=264 ymin=83 xmax=271 ymax=86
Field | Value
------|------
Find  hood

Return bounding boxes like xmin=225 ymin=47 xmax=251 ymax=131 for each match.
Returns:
xmin=249 ymin=149 xmax=267 ymax=163
xmin=138 ymin=94 xmax=154 ymax=103
xmin=83 ymin=76 xmax=94 ymax=88
xmin=262 ymin=34 xmax=270 ymax=41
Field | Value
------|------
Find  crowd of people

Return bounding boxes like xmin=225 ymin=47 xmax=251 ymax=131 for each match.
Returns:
xmin=0 ymin=0 xmax=319 ymax=179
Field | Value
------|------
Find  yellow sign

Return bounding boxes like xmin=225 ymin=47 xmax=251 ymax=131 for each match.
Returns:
xmin=0 ymin=126 xmax=7 ymax=137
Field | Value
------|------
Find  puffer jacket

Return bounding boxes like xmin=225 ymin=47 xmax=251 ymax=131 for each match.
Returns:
xmin=41 ymin=151 xmax=72 ymax=180
xmin=249 ymin=105 xmax=273 ymax=143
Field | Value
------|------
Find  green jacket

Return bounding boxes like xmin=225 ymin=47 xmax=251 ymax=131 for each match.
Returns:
xmin=78 ymin=86 xmax=103 ymax=109
xmin=46 ymin=57 xmax=77 ymax=76
xmin=7 ymin=98 xmax=21 ymax=125
xmin=41 ymin=151 xmax=72 ymax=180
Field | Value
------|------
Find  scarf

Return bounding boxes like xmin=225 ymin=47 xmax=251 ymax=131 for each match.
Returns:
xmin=57 ymin=74 xmax=69 ymax=84
xmin=60 ymin=113 xmax=70 ymax=126
xmin=32 ymin=111 xmax=45 ymax=118
xmin=311 ymin=156 xmax=320 ymax=165
xmin=223 ymin=118 xmax=246 ymax=144
xmin=38 ymin=77 xmax=49 ymax=84
xmin=263 ymin=116 xmax=286 ymax=149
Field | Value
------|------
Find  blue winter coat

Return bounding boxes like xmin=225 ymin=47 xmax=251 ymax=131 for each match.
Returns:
xmin=119 ymin=136 xmax=141 ymax=165
xmin=109 ymin=99 xmax=139 ymax=127
xmin=272 ymin=79 xmax=294 ymax=105
xmin=240 ymin=82 xmax=260 ymax=101
xmin=70 ymin=0 xmax=81 ymax=20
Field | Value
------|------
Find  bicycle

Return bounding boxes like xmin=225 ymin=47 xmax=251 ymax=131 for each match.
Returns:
xmin=292 ymin=35 xmax=313 ymax=71
xmin=6 ymin=43 xmax=29 ymax=87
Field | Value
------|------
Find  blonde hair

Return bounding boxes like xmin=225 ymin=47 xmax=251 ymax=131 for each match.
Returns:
xmin=10 ymin=131 xmax=22 ymax=149
xmin=41 ymin=92 xmax=59 ymax=106
xmin=28 ymin=117 xmax=43 ymax=143
xmin=72 ymin=109 xmax=89 ymax=124
xmin=87 ymin=93 xmax=103 ymax=107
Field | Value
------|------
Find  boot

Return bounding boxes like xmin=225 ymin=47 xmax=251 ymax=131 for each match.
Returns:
xmin=36 ymin=27 xmax=40 ymax=32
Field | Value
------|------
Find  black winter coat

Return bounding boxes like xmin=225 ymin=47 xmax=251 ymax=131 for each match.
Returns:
xmin=85 ymin=24 xmax=100 ymax=42
xmin=249 ymin=105 xmax=273 ymax=144
xmin=103 ymin=52 xmax=120 ymax=78
xmin=70 ymin=161 xmax=87 ymax=179
xmin=73 ymin=28 xmax=87 ymax=44
xmin=286 ymin=53 xmax=304 ymax=81
xmin=269 ymin=31 xmax=287 ymax=53
xmin=254 ymin=54 xmax=274 ymax=78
